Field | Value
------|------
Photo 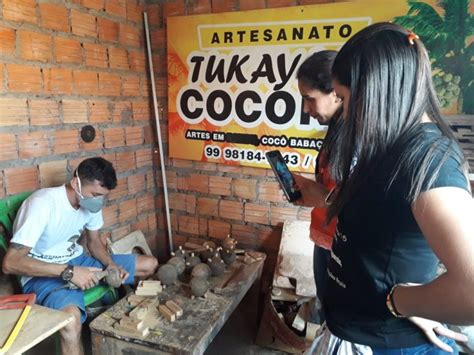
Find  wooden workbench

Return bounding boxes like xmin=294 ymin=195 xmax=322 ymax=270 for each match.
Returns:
xmin=0 ymin=304 xmax=74 ymax=354
xmin=89 ymin=252 xmax=265 ymax=355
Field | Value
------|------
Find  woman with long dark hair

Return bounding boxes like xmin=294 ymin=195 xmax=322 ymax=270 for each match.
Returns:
xmin=308 ymin=22 xmax=473 ymax=354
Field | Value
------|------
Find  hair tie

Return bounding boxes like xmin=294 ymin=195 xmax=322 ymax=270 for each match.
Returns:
xmin=407 ymin=31 xmax=419 ymax=45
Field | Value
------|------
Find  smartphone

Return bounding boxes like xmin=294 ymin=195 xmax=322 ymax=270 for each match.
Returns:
xmin=265 ymin=150 xmax=302 ymax=202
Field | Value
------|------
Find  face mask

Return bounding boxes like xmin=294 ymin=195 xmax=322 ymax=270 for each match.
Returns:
xmin=75 ymin=172 xmax=106 ymax=213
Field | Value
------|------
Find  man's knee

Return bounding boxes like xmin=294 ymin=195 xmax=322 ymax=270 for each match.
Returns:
xmin=60 ymin=306 xmax=82 ymax=338
xmin=137 ymin=255 xmax=158 ymax=277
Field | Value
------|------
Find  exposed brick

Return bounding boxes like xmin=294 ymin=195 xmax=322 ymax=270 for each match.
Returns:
xmin=146 ymin=171 xmax=155 ymax=191
xmin=197 ymin=197 xmax=218 ymax=216
xmin=218 ymin=165 xmax=241 ymax=173
xmin=0 ymin=66 xmax=3 ymax=93
xmin=270 ymin=206 xmax=298 ymax=226
xmin=103 ymin=204 xmax=119 ymax=227
xmin=44 ymin=68 xmax=73 ymax=94
xmin=129 ymin=50 xmax=146 ymax=72
xmin=209 ymin=176 xmax=231 ymax=196
xmin=146 ymin=3 xmax=162 ymax=26
xmin=84 ymin=43 xmax=108 ymax=68
xmin=137 ymin=194 xmax=154 ymax=214
xmin=0 ymin=133 xmax=18 ymax=161
xmin=7 ymin=64 xmax=42 ymax=93
xmin=109 ymin=47 xmax=129 ymax=70
xmin=39 ymin=160 xmax=67 ymax=187
xmin=245 ymin=203 xmax=270 ymax=224
xmin=132 ymin=216 xmax=148 ymax=234
xmin=259 ymin=181 xmax=285 ymax=203
xmin=119 ymin=23 xmax=140 ymax=48
xmin=208 ymin=220 xmax=230 ymax=239
xmin=80 ymin=129 xmax=103 ymax=151
xmin=186 ymin=174 xmax=209 ymax=194
xmin=39 ymin=3 xmax=69 ymax=32
xmin=126 ymin=0 xmax=143 ymax=23
xmin=89 ymin=101 xmax=111 ymax=123
xmin=30 ymin=99 xmax=60 ymax=126
xmin=73 ymin=70 xmax=99 ymax=96
xmin=233 ymin=179 xmax=257 ymax=200
xmin=71 ymin=10 xmax=97 ymax=38
xmin=122 ymin=76 xmax=140 ymax=96
xmin=4 ymin=166 xmax=39 ymax=195
xmin=19 ymin=31 xmax=53 ymax=62
xmin=241 ymin=166 xmax=267 ymax=176
xmin=82 ymin=0 xmax=104 ymax=11
xmin=173 ymin=159 xmax=193 ymax=169
xmin=211 ymin=0 xmax=237 ymax=13
xmin=116 ymin=151 xmax=136 ymax=172
xmin=239 ymin=0 xmax=266 ymax=10
xmin=128 ymin=174 xmax=145 ymax=194
xmin=194 ymin=162 xmax=217 ymax=172
xmin=169 ymin=192 xmax=192 ymax=212
xmin=162 ymin=0 xmax=185 ymax=22
xmin=150 ymin=29 xmax=166 ymax=52
xmin=112 ymin=101 xmax=133 ymax=122
xmin=119 ymin=198 xmax=137 ymax=223
xmin=53 ymin=129 xmax=79 ymax=154
xmin=132 ymin=101 xmax=150 ymax=121
xmin=187 ymin=0 xmax=211 ymax=15
xmin=219 ymin=200 xmax=243 ymax=220
xmin=99 ymin=72 xmax=121 ymax=96
xmin=232 ymin=224 xmax=257 ymax=246
xmin=0 ymin=27 xmax=16 ymax=55
xmin=125 ymin=126 xmax=143 ymax=145
xmin=55 ymin=37 xmax=82 ymax=64
xmin=135 ymin=148 xmax=153 ymax=168
xmin=178 ymin=215 xmax=199 ymax=234
xmin=18 ymin=132 xmax=50 ymax=159
xmin=267 ymin=0 xmax=297 ymax=7
xmin=111 ymin=225 xmax=131 ymax=241
xmin=3 ymin=0 xmax=37 ymax=24
xmin=109 ymin=177 xmax=127 ymax=200
xmin=97 ymin=17 xmax=119 ymax=43
xmin=0 ymin=98 xmax=28 ymax=126
xmin=105 ymin=0 xmax=127 ymax=18
xmin=298 ymin=207 xmax=312 ymax=221
xmin=104 ymin=127 xmax=125 ymax=148
xmin=62 ymin=100 xmax=88 ymax=123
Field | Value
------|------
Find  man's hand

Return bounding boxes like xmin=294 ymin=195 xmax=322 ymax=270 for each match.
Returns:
xmin=408 ymin=316 xmax=467 ymax=352
xmin=70 ymin=266 xmax=102 ymax=290
xmin=106 ymin=262 xmax=129 ymax=283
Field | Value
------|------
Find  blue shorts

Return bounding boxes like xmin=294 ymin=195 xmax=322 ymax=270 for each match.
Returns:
xmin=22 ymin=253 xmax=136 ymax=323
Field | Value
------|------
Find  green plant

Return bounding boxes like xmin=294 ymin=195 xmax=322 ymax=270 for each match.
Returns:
xmin=394 ymin=0 xmax=474 ymax=113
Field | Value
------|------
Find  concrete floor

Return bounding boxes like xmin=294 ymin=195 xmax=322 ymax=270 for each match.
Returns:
xmin=24 ymin=290 xmax=288 ymax=355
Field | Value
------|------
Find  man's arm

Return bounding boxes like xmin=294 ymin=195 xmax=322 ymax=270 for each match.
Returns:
xmin=3 ymin=242 xmax=102 ymax=290
xmin=2 ymin=242 xmax=65 ymax=277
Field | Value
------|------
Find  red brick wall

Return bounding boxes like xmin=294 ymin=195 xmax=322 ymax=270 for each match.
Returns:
xmin=0 ymin=0 xmax=162 ymax=252
xmin=146 ymin=0 xmax=333 ymax=269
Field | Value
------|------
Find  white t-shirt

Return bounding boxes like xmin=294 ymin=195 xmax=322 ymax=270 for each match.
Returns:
xmin=11 ymin=185 xmax=103 ymax=285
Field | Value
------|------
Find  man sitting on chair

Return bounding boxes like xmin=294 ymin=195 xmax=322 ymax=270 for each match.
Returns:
xmin=2 ymin=157 xmax=158 ymax=355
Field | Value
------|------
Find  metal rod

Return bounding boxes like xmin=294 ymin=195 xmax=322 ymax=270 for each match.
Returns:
xmin=143 ymin=12 xmax=173 ymax=254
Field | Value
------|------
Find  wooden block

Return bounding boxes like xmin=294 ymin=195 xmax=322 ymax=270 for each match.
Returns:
xmin=165 ymin=300 xmax=183 ymax=317
xmin=305 ymin=322 xmax=320 ymax=342
xmin=114 ymin=322 xmax=150 ymax=337
xmin=129 ymin=298 xmax=158 ymax=320
xmin=135 ymin=280 xmax=163 ymax=296
xmin=119 ymin=316 xmax=144 ymax=330
xmin=139 ymin=280 xmax=161 ymax=287
xmin=158 ymin=305 xmax=176 ymax=322
xmin=127 ymin=295 xmax=145 ymax=307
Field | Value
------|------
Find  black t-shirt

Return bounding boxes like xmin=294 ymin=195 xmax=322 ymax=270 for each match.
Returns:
xmin=324 ymin=123 xmax=469 ymax=347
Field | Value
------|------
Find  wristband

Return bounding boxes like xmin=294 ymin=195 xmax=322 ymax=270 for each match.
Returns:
xmin=386 ymin=283 xmax=405 ymax=318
